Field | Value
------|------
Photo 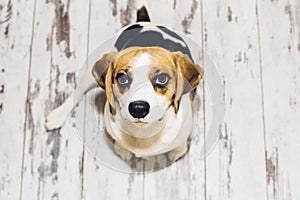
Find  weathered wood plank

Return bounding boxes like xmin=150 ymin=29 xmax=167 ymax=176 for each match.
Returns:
xmin=1 ymin=0 xmax=299 ymax=200
xmin=82 ymin=1 xmax=144 ymax=199
xmin=143 ymin=0 xmax=206 ymax=199
xmin=0 ymin=0 xmax=34 ymax=199
xmin=257 ymin=0 xmax=300 ymax=199
xmin=20 ymin=0 xmax=89 ymax=199
xmin=203 ymin=0 xmax=267 ymax=199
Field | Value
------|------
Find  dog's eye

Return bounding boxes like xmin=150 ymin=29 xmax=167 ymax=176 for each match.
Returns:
xmin=153 ymin=73 xmax=170 ymax=88
xmin=117 ymin=73 xmax=129 ymax=85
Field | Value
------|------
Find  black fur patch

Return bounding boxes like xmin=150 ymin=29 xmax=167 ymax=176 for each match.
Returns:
xmin=114 ymin=24 xmax=193 ymax=61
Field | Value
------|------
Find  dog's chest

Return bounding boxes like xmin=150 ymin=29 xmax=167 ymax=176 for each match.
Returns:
xmin=104 ymin=94 xmax=193 ymax=157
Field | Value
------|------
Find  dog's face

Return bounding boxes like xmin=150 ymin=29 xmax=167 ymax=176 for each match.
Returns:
xmin=92 ymin=47 xmax=203 ymax=131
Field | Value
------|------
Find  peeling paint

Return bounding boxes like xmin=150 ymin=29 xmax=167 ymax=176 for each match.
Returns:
xmin=47 ymin=0 xmax=72 ymax=58
xmin=26 ymin=79 xmax=41 ymax=156
xmin=37 ymin=162 xmax=45 ymax=200
xmin=181 ymin=0 xmax=198 ymax=34
xmin=46 ymin=60 xmax=66 ymax=188
xmin=204 ymin=22 xmax=208 ymax=47
xmin=284 ymin=3 xmax=295 ymax=34
xmin=66 ymin=72 xmax=76 ymax=84
xmin=120 ymin=0 xmax=135 ymax=27
xmin=227 ymin=6 xmax=232 ymax=22
xmin=0 ymin=85 xmax=4 ymax=93
xmin=52 ymin=192 xmax=59 ymax=200
xmin=47 ymin=131 xmax=61 ymax=175
xmin=265 ymin=148 xmax=279 ymax=198
xmin=289 ymin=74 xmax=298 ymax=109
xmin=243 ymin=52 xmax=249 ymax=63
xmin=127 ymin=174 xmax=134 ymax=198
xmin=46 ymin=27 xmax=54 ymax=52
xmin=27 ymin=95 xmax=35 ymax=155
xmin=0 ymin=0 xmax=12 ymax=25
xmin=109 ymin=0 xmax=117 ymax=16
xmin=234 ymin=16 xmax=238 ymax=23
xmin=38 ymin=163 xmax=45 ymax=179
xmin=79 ymin=152 xmax=85 ymax=199
xmin=234 ymin=52 xmax=242 ymax=63
xmin=31 ymin=80 xmax=40 ymax=100
xmin=220 ymin=123 xmax=233 ymax=196
xmin=248 ymin=42 xmax=252 ymax=49
xmin=0 ymin=0 xmax=12 ymax=40
xmin=4 ymin=24 xmax=9 ymax=38
xmin=222 ymin=79 xmax=226 ymax=102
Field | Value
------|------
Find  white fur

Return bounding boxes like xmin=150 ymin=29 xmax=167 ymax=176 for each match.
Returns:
xmin=133 ymin=53 xmax=151 ymax=68
xmin=118 ymin=53 xmax=166 ymax=127
xmin=45 ymin=55 xmax=192 ymax=161
xmin=104 ymin=93 xmax=193 ymax=157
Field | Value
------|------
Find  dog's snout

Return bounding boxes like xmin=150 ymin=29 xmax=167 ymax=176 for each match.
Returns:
xmin=129 ymin=101 xmax=150 ymax=119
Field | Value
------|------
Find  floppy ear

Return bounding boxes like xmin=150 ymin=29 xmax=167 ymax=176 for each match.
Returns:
xmin=173 ymin=51 xmax=204 ymax=113
xmin=92 ymin=52 xmax=118 ymax=114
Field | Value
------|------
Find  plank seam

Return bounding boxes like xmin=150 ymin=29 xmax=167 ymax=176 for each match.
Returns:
xmin=255 ymin=1 xmax=268 ymax=200
xmin=19 ymin=0 xmax=38 ymax=200
xmin=80 ymin=0 xmax=92 ymax=198
xmin=200 ymin=0 xmax=207 ymax=200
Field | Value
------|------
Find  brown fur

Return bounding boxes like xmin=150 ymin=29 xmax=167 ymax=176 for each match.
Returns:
xmin=92 ymin=47 xmax=204 ymax=114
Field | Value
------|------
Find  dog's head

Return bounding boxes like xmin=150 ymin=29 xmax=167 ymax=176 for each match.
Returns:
xmin=92 ymin=47 xmax=203 ymax=133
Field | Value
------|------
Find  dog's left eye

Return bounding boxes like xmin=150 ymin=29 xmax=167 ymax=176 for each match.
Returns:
xmin=153 ymin=73 xmax=170 ymax=87
xmin=117 ymin=73 xmax=129 ymax=85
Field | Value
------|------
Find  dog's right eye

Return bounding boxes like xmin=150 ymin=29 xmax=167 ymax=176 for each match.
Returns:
xmin=116 ymin=73 xmax=130 ymax=85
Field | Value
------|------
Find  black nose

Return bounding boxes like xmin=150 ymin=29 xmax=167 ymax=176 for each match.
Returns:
xmin=128 ymin=101 xmax=150 ymax=119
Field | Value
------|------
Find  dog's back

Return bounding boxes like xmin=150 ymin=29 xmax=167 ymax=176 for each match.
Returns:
xmin=114 ymin=7 xmax=194 ymax=61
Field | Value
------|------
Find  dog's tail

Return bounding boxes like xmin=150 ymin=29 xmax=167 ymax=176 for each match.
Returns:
xmin=137 ymin=6 xmax=150 ymax=22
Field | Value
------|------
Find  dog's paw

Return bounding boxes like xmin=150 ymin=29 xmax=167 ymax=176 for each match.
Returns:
xmin=168 ymin=143 xmax=188 ymax=162
xmin=114 ymin=143 xmax=133 ymax=161
xmin=45 ymin=107 xmax=68 ymax=131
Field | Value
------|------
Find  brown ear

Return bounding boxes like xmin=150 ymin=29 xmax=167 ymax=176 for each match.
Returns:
xmin=92 ymin=52 xmax=117 ymax=114
xmin=173 ymin=51 xmax=204 ymax=113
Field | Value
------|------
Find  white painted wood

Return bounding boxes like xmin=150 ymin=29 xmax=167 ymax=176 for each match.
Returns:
xmin=0 ymin=1 xmax=34 ymax=200
xmin=203 ymin=0 xmax=267 ymax=199
xmin=257 ymin=0 xmax=300 ymax=199
xmin=20 ymin=0 xmax=89 ymax=199
xmin=82 ymin=1 xmax=144 ymax=199
xmin=1 ymin=0 xmax=300 ymax=199
xmin=144 ymin=0 xmax=206 ymax=200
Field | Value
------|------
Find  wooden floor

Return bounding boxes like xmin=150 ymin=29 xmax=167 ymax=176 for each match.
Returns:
xmin=1 ymin=0 xmax=300 ymax=199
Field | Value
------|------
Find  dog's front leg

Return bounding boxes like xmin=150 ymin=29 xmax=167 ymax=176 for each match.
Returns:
xmin=45 ymin=70 xmax=97 ymax=131
xmin=114 ymin=141 xmax=133 ymax=161
xmin=168 ymin=141 xmax=188 ymax=162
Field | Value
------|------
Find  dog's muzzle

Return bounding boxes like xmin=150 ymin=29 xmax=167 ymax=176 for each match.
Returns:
xmin=128 ymin=100 xmax=150 ymax=119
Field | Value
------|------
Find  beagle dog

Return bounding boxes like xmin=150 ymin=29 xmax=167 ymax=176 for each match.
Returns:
xmin=45 ymin=7 xmax=204 ymax=162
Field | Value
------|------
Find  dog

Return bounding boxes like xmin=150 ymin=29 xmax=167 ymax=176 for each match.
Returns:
xmin=45 ymin=6 xmax=204 ymax=162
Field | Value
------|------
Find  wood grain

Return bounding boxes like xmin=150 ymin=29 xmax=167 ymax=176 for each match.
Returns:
xmin=144 ymin=0 xmax=206 ymax=199
xmin=82 ymin=1 xmax=143 ymax=199
xmin=0 ymin=0 xmax=34 ymax=199
xmin=204 ymin=0 xmax=267 ymax=199
xmin=20 ymin=0 xmax=89 ymax=199
xmin=257 ymin=0 xmax=300 ymax=199
xmin=0 ymin=0 xmax=299 ymax=199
